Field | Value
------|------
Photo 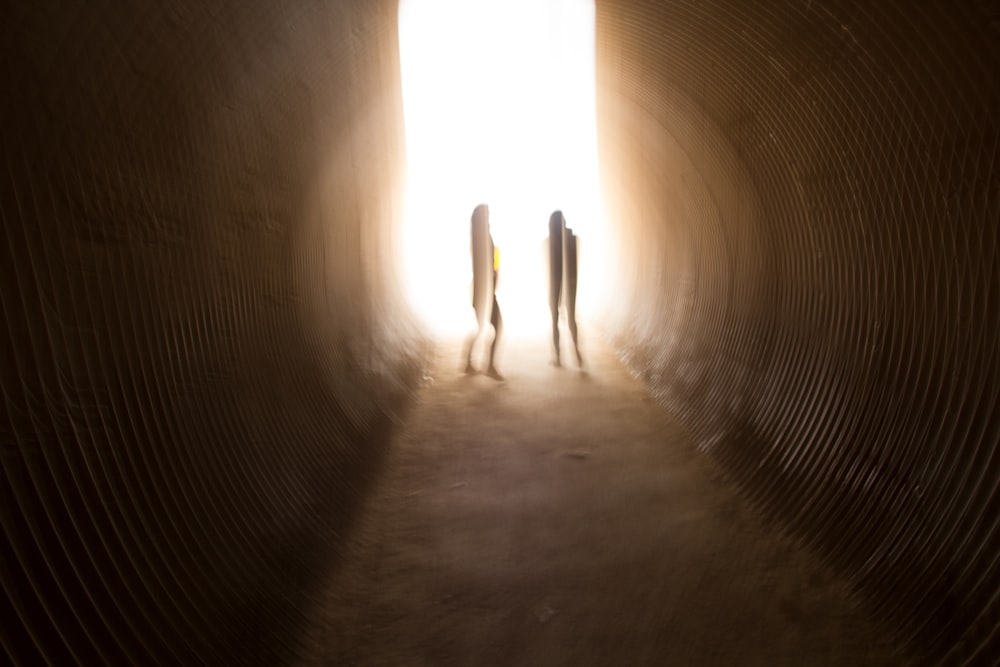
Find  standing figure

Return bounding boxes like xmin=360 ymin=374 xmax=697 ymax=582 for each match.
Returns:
xmin=463 ymin=204 xmax=504 ymax=380
xmin=548 ymin=210 xmax=583 ymax=367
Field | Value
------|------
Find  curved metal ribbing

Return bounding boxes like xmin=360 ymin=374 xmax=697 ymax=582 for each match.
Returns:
xmin=1 ymin=1 xmax=423 ymax=664
xmin=2 ymin=0 xmax=999 ymax=665
xmin=595 ymin=1 xmax=999 ymax=664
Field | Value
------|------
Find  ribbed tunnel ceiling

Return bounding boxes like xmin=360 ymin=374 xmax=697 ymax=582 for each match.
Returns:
xmin=2 ymin=1 xmax=998 ymax=665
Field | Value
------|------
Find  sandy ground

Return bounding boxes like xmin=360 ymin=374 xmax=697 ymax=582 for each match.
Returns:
xmin=313 ymin=334 xmax=905 ymax=666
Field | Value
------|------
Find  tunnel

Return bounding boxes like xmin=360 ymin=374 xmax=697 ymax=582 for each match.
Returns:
xmin=2 ymin=0 xmax=998 ymax=664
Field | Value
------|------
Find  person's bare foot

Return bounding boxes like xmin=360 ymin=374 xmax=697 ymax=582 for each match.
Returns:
xmin=486 ymin=365 xmax=505 ymax=381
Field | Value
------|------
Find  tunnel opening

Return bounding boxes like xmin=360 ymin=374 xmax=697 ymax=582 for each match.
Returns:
xmin=397 ymin=0 xmax=608 ymax=338
xmin=2 ymin=0 xmax=999 ymax=664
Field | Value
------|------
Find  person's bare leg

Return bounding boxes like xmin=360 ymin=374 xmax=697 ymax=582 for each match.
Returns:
xmin=550 ymin=306 xmax=561 ymax=367
xmin=462 ymin=329 xmax=479 ymax=373
xmin=567 ymin=300 xmax=583 ymax=367
xmin=563 ymin=229 xmax=582 ymax=367
xmin=486 ymin=302 xmax=504 ymax=380
xmin=570 ymin=320 xmax=583 ymax=367
xmin=548 ymin=212 xmax=564 ymax=368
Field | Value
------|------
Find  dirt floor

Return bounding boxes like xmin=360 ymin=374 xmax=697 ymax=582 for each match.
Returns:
xmin=312 ymin=335 xmax=906 ymax=666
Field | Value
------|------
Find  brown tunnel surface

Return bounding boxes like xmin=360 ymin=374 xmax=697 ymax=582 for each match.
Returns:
xmin=2 ymin=1 xmax=998 ymax=665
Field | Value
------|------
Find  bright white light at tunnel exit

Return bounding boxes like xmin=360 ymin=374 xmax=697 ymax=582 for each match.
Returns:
xmin=398 ymin=0 xmax=607 ymax=336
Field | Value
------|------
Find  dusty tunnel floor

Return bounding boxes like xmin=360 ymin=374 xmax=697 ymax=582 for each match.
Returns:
xmin=314 ymin=334 xmax=906 ymax=666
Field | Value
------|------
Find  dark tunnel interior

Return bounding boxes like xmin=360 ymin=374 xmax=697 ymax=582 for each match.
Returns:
xmin=2 ymin=1 xmax=998 ymax=664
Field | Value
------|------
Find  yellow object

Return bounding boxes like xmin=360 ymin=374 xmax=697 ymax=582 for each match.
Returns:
xmin=493 ymin=246 xmax=500 ymax=271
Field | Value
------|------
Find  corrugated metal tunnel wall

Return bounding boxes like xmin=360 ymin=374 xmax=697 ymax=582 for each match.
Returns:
xmin=596 ymin=2 xmax=999 ymax=664
xmin=0 ymin=0 xmax=997 ymax=665
xmin=1 ymin=1 xmax=424 ymax=664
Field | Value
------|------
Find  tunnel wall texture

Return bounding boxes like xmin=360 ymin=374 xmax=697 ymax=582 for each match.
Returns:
xmin=4 ymin=1 xmax=1000 ymax=664
xmin=1 ymin=1 xmax=423 ymax=663
xmin=595 ymin=1 xmax=999 ymax=663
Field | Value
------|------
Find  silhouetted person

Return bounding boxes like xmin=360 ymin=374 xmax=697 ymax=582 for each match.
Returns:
xmin=463 ymin=204 xmax=504 ymax=380
xmin=548 ymin=210 xmax=583 ymax=367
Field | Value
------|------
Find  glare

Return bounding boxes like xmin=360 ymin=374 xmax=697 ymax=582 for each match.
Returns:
xmin=398 ymin=0 xmax=607 ymax=336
